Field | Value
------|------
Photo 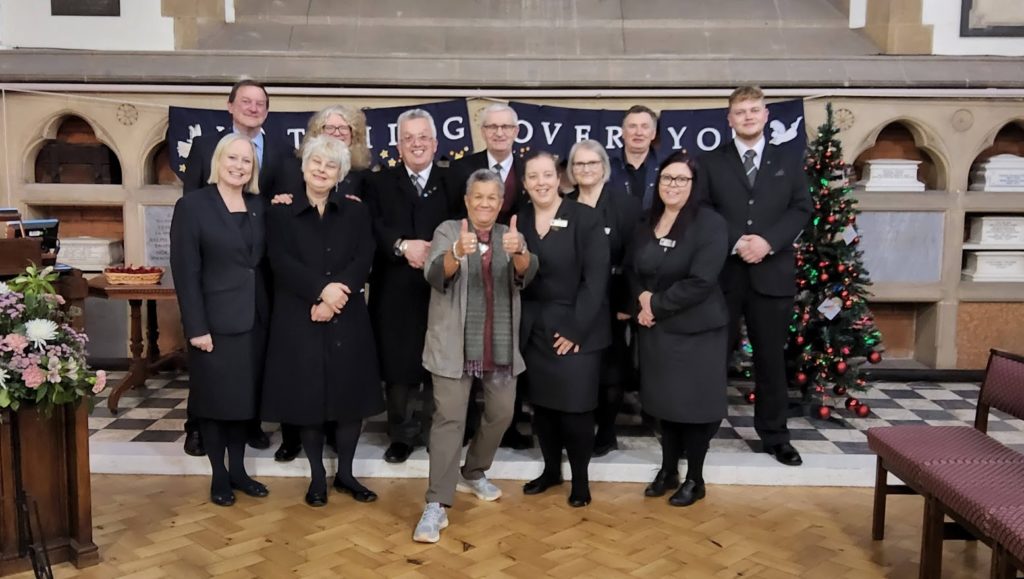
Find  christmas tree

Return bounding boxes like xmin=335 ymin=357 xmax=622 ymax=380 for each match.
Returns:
xmin=789 ymin=102 xmax=885 ymax=420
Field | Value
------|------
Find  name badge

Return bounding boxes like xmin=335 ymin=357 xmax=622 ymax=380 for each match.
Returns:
xmin=604 ymin=227 xmax=612 ymax=235
xmin=659 ymin=238 xmax=677 ymax=249
xmin=551 ymin=218 xmax=569 ymax=229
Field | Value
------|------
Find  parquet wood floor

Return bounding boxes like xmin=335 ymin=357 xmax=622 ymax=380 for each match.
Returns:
xmin=13 ymin=475 xmax=992 ymax=578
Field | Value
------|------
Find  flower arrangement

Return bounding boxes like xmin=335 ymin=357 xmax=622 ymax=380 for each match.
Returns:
xmin=0 ymin=266 xmax=105 ymax=413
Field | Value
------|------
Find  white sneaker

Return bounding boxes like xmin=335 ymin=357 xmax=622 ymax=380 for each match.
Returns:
xmin=413 ymin=502 xmax=448 ymax=543
xmin=456 ymin=475 xmax=503 ymax=501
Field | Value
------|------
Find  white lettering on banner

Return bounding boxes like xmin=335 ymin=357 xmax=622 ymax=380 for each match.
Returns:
xmin=516 ymin=120 xmax=533 ymax=143
xmin=575 ymin=125 xmax=591 ymax=142
xmin=388 ymin=123 xmax=399 ymax=147
xmin=542 ymin=122 xmax=563 ymax=144
xmin=667 ymin=126 xmax=688 ymax=150
xmin=443 ymin=116 xmax=465 ymax=140
xmin=697 ymin=128 xmax=721 ymax=151
xmin=606 ymin=126 xmax=623 ymax=149
xmin=287 ymin=128 xmax=305 ymax=150
xmin=366 ymin=126 xmax=373 ymax=149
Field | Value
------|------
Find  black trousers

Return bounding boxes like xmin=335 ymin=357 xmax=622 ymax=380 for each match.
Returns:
xmin=725 ymin=278 xmax=794 ymax=447
xmin=385 ymin=378 xmax=433 ymax=446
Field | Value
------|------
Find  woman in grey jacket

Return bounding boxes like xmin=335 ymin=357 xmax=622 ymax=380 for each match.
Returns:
xmin=413 ymin=169 xmax=538 ymax=544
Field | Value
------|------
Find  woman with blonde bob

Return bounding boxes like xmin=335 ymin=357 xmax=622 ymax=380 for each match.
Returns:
xmin=262 ymin=135 xmax=384 ymax=507
xmin=170 ymin=133 xmax=271 ymax=507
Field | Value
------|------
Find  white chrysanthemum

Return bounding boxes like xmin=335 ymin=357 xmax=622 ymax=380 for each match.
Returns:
xmin=24 ymin=319 xmax=59 ymax=349
xmin=0 ymin=281 xmax=9 ymax=294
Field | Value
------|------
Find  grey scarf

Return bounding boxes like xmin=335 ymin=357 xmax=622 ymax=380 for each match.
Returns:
xmin=464 ymin=224 xmax=513 ymax=366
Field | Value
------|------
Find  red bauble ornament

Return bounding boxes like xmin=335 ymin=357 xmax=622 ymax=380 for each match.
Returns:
xmin=820 ymin=273 xmax=830 ymax=282
xmin=836 ymin=361 xmax=848 ymax=374
xmin=817 ymin=405 xmax=832 ymax=420
xmin=845 ymin=397 xmax=860 ymax=410
xmin=744 ymin=391 xmax=756 ymax=404
xmin=840 ymin=290 xmax=849 ymax=299
xmin=852 ymin=236 xmax=861 ymax=244
xmin=834 ymin=385 xmax=847 ymax=396
xmin=837 ymin=264 xmax=847 ymax=273
xmin=795 ymin=372 xmax=808 ymax=385
xmin=815 ymin=385 xmax=825 ymax=393
xmin=841 ymin=346 xmax=851 ymax=356
xmin=868 ymin=351 xmax=882 ymax=364
xmin=856 ymin=403 xmax=871 ymax=418
xmin=844 ymin=300 xmax=853 ymax=309
xmin=827 ymin=214 xmax=837 ymax=224
xmin=826 ymin=346 xmax=834 ymax=355
xmin=795 ymin=335 xmax=805 ymax=345
xmin=802 ymin=313 xmax=810 ymax=322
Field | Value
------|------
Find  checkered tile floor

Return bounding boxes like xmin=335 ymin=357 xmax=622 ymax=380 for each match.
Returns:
xmin=89 ymin=372 xmax=1024 ymax=456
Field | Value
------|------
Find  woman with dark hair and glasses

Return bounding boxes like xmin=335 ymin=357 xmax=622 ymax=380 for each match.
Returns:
xmin=627 ymin=150 xmax=729 ymax=507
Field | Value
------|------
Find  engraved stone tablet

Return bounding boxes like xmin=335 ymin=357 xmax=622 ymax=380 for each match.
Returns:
xmin=143 ymin=205 xmax=174 ymax=267
xmin=963 ymin=251 xmax=1024 ymax=282
xmin=59 ymin=236 xmax=123 ymax=271
xmin=855 ymin=159 xmax=926 ymax=192
xmin=969 ymin=154 xmax=1024 ymax=192
xmin=965 ymin=216 xmax=1024 ymax=248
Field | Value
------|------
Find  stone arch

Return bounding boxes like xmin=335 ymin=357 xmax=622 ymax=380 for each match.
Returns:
xmin=27 ymin=110 xmax=123 ymax=184
xmin=851 ymin=117 xmax=951 ymax=191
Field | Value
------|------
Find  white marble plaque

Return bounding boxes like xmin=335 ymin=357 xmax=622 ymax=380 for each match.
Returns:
xmin=143 ymin=205 xmax=174 ymax=267
xmin=963 ymin=251 xmax=1024 ymax=281
xmin=965 ymin=216 xmax=1024 ymax=248
xmin=855 ymin=159 xmax=926 ymax=192
xmin=59 ymin=236 xmax=123 ymax=271
xmin=857 ymin=212 xmax=944 ymax=283
xmin=969 ymin=154 xmax=1024 ymax=192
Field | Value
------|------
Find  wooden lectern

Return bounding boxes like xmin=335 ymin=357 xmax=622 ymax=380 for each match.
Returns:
xmin=0 ymin=239 xmax=97 ymax=575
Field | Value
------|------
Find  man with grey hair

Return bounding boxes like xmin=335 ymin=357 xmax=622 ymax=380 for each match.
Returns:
xmin=365 ymin=108 xmax=462 ymax=464
xmin=451 ymin=103 xmax=526 ymax=225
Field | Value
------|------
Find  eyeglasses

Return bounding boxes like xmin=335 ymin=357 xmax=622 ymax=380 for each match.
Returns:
xmin=401 ymin=134 xmax=434 ymax=145
xmin=572 ymin=160 xmax=602 ymax=170
xmin=482 ymin=124 xmax=517 ymax=133
xmin=322 ymin=124 xmax=351 ymax=136
xmin=659 ymin=174 xmax=693 ymax=187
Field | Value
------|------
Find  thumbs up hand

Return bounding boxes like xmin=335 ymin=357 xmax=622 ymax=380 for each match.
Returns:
xmin=503 ymin=215 xmax=525 ymax=255
xmin=454 ymin=219 xmax=478 ymax=258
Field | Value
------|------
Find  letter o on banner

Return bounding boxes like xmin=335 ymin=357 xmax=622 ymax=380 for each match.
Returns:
xmin=697 ymin=128 xmax=721 ymax=151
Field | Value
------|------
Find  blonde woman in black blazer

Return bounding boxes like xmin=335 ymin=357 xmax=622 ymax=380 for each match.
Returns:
xmin=628 ymin=151 xmax=729 ymax=507
xmin=170 ymin=133 xmax=271 ymax=507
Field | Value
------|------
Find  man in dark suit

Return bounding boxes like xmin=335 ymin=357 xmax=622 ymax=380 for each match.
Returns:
xmin=365 ymin=109 xmax=461 ymax=464
xmin=699 ymin=86 xmax=812 ymax=467
xmin=609 ymin=104 xmax=661 ymax=211
xmin=179 ymin=79 xmax=292 ymax=457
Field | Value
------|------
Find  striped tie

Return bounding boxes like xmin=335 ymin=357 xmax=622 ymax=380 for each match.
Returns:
xmin=743 ymin=150 xmax=758 ymax=187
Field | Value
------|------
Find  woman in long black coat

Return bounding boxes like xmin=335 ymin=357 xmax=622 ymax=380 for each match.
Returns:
xmin=262 ymin=135 xmax=384 ymax=507
xmin=518 ymin=151 xmax=610 ymax=508
xmin=170 ymin=133 xmax=271 ymax=507
xmin=565 ymin=139 xmax=643 ymax=457
xmin=628 ymin=151 xmax=729 ymax=507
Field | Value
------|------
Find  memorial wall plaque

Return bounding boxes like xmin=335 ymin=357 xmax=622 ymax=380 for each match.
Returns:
xmin=969 ymin=154 xmax=1024 ymax=192
xmin=965 ymin=215 xmax=1024 ymax=248
xmin=963 ymin=251 xmax=1024 ymax=281
xmin=857 ymin=211 xmax=944 ymax=283
xmin=143 ymin=205 xmax=174 ymax=268
xmin=854 ymin=159 xmax=926 ymax=192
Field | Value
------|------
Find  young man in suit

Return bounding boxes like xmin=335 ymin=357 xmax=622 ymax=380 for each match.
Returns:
xmin=365 ymin=109 xmax=462 ymax=464
xmin=699 ymin=86 xmax=812 ymax=467
xmin=179 ymin=79 xmax=292 ymax=457
xmin=609 ymin=105 xmax=661 ymax=211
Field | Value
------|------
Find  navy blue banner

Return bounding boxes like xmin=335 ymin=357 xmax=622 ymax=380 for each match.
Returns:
xmin=167 ymin=99 xmax=472 ymax=177
xmin=508 ymin=99 xmax=805 ymax=160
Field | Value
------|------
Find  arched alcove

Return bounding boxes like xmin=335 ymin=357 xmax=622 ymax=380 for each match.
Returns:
xmin=145 ymin=141 xmax=181 ymax=186
xmin=33 ymin=115 xmax=123 ymax=184
xmin=969 ymin=121 xmax=1024 ymax=193
xmin=853 ymin=122 xmax=944 ymax=191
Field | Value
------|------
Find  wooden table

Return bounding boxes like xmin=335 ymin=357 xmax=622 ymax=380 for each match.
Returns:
xmin=87 ymin=275 xmax=184 ymax=413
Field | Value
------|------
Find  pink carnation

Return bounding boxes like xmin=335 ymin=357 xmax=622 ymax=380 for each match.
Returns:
xmin=3 ymin=334 xmax=28 ymax=353
xmin=21 ymin=365 xmax=46 ymax=390
xmin=92 ymin=370 xmax=107 ymax=394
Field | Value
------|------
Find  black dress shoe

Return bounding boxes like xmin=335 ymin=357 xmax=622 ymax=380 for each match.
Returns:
xmin=568 ymin=492 xmax=592 ymax=508
xmin=644 ymin=470 xmax=680 ymax=498
xmin=247 ymin=429 xmax=271 ymax=450
xmin=765 ymin=442 xmax=803 ymax=466
xmin=500 ymin=430 xmax=534 ymax=450
xmin=592 ymin=439 xmax=618 ymax=458
xmin=383 ymin=442 xmax=413 ymax=464
xmin=183 ymin=431 xmax=205 ymax=457
xmin=305 ymin=490 xmax=328 ymax=507
xmin=210 ymin=490 xmax=236 ymax=507
xmin=230 ymin=479 xmax=269 ymax=498
xmin=333 ymin=477 xmax=378 ymax=503
xmin=274 ymin=443 xmax=302 ymax=462
xmin=668 ymin=480 xmax=706 ymax=507
xmin=522 ymin=474 xmax=563 ymax=495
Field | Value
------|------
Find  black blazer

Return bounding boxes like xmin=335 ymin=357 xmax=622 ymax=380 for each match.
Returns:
xmin=450 ymin=151 xmax=526 ymax=224
xmin=181 ymin=128 xmax=293 ymax=197
xmin=698 ymin=140 xmax=812 ymax=297
xmin=169 ymin=185 xmax=269 ymax=338
xmin=628 ymin=206 xmax=729 ymax=334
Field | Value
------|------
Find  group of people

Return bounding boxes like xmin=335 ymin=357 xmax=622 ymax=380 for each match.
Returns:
xmin=169 ymin=80 xmax=811 ymax=543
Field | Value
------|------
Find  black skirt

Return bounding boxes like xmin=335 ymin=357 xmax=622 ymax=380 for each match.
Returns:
xmin=187 ymin=322 xmax=266 ymax=421
xmin=524 ymin=329 xmax=601 ymax=413
xmin=638 ymin=325 xmax=728 ymax=424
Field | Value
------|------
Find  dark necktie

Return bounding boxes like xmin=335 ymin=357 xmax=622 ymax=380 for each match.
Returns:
xmin=411 ymin=173 xmax=424 ymax=196
xmin=743 ymin=150 xmax=758 ymax=187
xmin=492 ymin=162 xmax=503 ymax=181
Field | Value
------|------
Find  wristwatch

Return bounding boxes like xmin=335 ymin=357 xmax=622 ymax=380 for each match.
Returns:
xmin=394 ymin=238 xmax=408 ymax=256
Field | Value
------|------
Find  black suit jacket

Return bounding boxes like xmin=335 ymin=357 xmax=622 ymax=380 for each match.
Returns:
xmin=169 ymin=185 xmax=269 ymax=338
xmin=450 ymin=151 xmax=525 ymax=225
xmin=181 ymin=128 xmax=294 ymax=197
xmin=628 ymin=206 xmax=729 ymax=334
xmin=698 ymin=141 xmax=812 ymax=297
